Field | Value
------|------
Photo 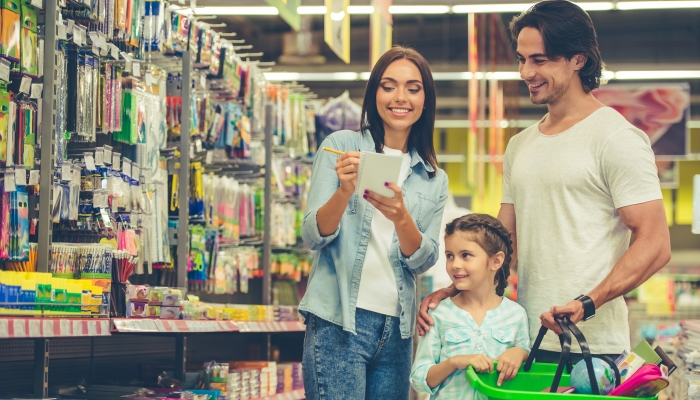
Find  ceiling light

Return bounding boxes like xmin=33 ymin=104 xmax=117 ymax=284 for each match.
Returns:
xmin=194 ymin=7 xmax=278 ymax=15
xmin=264 ymin=72 xmax=360 ymax=81
xmin=452 ymin=3 xmax=530 ymax=13
xmin=330 ymin=11 xmax=346 ymax=21
xmin=578 ymin=2 xmax=615 ymax=10
xmin=298 ymin=6 xmax=326 ymax=15
xmin=348 ymin=5 xmax=374 ymax=14
xmin=614 ymin=71 xmax=700 ymax=79
xmin=484 ymin=71 xmax=521 ymax=80
xmin=389 ymin=5 xmax=451 ymax=14
xmin=359 ymin=72 xmax=371 ymax=80
xmin=433 ymin=72 xmax=473 ymax=80
xmin=264 ymin=72 xmax=301 ymax=81
xmin=616 ymin=1 xmax=700 ymax=10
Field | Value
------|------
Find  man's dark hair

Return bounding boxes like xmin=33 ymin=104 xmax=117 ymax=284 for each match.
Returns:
xmin=509 ymin=0 xmax=604 ymax=93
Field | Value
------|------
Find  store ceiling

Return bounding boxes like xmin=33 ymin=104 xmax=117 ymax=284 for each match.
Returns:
xmin=196 ymin=2 xmax=700 ymax=119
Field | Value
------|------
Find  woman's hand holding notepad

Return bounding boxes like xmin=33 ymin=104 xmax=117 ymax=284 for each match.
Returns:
xmin=333 ymin=150 xmax=361 ymax=196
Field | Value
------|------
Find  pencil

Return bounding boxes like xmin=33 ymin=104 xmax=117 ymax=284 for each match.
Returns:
xmin=322 ymin=147 xmax=345 ymax=156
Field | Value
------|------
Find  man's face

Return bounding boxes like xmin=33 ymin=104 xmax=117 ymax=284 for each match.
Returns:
xmin=516 ymin=27 xmax=580 ymax=105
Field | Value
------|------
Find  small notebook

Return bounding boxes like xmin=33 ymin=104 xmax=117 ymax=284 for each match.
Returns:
xmin=355 ymin=151 xmax=403 ymax=199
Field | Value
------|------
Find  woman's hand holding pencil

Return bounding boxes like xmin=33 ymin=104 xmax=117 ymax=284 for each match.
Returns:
xmin=327 ymin=148 xmax=361 ymax=196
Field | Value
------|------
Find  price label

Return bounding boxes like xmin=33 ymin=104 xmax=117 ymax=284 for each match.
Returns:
xmin=132 ymin=164 xmax=141 ymax=180
xmin=30 ymin=83 xmax=43 ymax=99
xmin=133 ymin=62 xmax=141 ymax=77
xmin=205 ymin=150 xmax=213 ymax=165
xmin=30 ymin=0 xmax=42 ymax=9
xmin=66 ymin=19 xmax=74 ymax=36
xmin=0 ymin=59 xmax=9 ymax=83
xmin=112 ymin=152 xmax=121 ymax=170
xmin=0 ymin=320 xmax=7 ymax=338
xmin=103 ymin=145 xmax=112 ymax=164
xmin=61 ymin=164 xmax=72 ymax=181
xmin=154 ymin=319 xmax=166 ymax=331
xmin=195 ymin=139 xmax=203 ymax=153
xmin=110 ymin=44 xmax=120 ymax=59
xmin=42 ymin=320 xmax=54 ymax=337
xmin=87 ymin=321 xmax=97 ymax=336
xmin=73 ymin=320 xmax=83 ymax=336
xmin=72 ymin=166 xmax=81 ymax=183
xmin=28 ymin=320 xmax=40 ymax=337
xmin=4 ymin=173 xmax=16 ymax=192
xmin=28 ymin=170 xmax=39 ymax=185
xmin=15 ymin=167 xmax=26 ymax=186
xmin=13 ymin=320 xmax=26 ymax=337
xmin=57 ymin=24 xmax=67 ymax=40
xmin=123 ymin=160 xmax=132 ymax=177
xmin=95 ymin=148 xmax=104 ymax=165
xmin=59 ymin=320 xmax=71 ymax=336
xmin=145 ymin=72 xmax=153 ymax=86
xmin=200 ymin=74 xmax=206 ymax=88
xmin=19 ymin=77 xmax=31 ymax=94
xmin=84 ymin=152 xmax=96 ymax=171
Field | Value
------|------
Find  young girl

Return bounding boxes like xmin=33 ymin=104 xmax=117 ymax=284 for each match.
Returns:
xmin=411 ymin=214 xmax=530 ymax=399
xmin=300 ymin=46 xmax=448 ymax=400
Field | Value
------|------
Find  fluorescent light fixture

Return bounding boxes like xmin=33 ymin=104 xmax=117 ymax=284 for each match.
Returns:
xmin=433 ymin=72 xmax=473 ymax=80
xmin=614 ymin=71 xmax=700 ymax=79
xmin=264 ymin=72 xmax=360 ymax=81
xmin=601 ymin=70 xmax=615 ymax=80
xmin=298 ymin=6 xmax=326 ymax=15
xmin=616 ymin=1 xmax=700 ymax=10
xmin=348 ymin=5 xmax=374 ymax=14
xmin=359 ymin=72 xmax=371 ymax=80
xmin=194 ymin=7 xmax=278 ymax=15
xmin=389 ymin=5 xmax=451 ymax=14
xmin=579 ymin=2 xmax=616 ymax=10
xmin=484 ymin=71 xmax=521 ymax=80
xmin=330 ymin=11 xmax=346 ymax=21
xmin=264 ymin=72 xmax=301 ymax=81
xmin=452 ymin=3 xmax=530 ymax=13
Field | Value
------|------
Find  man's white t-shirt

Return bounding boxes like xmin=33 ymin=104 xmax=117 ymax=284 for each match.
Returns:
xmin=356 ymin=147 xmax=412 ymax=317
xmin=502 ymin=107 xmax=662 ymax=354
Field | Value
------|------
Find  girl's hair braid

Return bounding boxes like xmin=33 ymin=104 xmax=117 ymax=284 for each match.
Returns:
xmin=445 ymin=214 xmax=514 ymax=296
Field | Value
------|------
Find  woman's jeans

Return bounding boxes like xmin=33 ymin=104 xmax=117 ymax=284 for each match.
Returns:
xmin=303 ymin=308 xmax=412 ymax=400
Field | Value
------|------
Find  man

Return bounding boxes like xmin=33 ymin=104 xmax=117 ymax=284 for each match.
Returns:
xmin=417 ymin=0 xmax=671 ymax=363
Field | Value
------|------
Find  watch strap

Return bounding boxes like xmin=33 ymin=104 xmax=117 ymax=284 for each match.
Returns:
xmin=575 ymin=295 xmax=596 ymax=321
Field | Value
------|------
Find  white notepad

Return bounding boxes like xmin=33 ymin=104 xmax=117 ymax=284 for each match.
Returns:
xmin=355 ymin=151 xmax=403 ymax=199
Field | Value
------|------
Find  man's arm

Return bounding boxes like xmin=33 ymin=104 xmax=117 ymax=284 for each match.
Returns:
xmin=545 ymin=199 xmax=671 ymax=330
xmin=497 ymin=204 xmax=518 ymax=274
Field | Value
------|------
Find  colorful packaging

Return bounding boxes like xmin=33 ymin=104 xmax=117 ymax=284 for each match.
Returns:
xmin=0 ymin=83 xmax=9 ymax=164
xmin=20 ymin=3 xmax=37 ymax=77
xmin=0 ymin=0 xmax=21 ymax=61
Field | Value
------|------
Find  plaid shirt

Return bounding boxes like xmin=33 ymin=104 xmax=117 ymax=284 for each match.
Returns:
xmin=410 ymin=298 xmax=530 ymax=399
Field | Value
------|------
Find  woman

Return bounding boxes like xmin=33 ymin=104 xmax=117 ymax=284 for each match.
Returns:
xmin=300 ymin=46 xmax=449 ymax=399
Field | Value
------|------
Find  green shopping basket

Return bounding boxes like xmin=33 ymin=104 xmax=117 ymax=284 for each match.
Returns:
xmin=463 ymin=316 xmax=658 ymax=400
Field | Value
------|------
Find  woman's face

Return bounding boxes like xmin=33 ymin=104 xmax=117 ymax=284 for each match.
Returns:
xmin=376 ymin=58 xmax=425 ymax=138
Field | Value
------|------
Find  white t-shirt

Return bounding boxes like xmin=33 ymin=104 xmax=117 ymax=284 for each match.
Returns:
xmin=502 ymin=107 xmax=662 ymax=354
xmin=356 ymin=147 xmax=412 ymax=317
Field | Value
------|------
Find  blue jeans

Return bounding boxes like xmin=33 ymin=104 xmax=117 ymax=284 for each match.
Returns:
xmin=303 ymin=309 xmax=412 ymax=400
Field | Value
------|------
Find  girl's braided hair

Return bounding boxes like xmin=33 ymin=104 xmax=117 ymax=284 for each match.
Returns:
xmin=445 ymin=214 xmax=514 ymax=296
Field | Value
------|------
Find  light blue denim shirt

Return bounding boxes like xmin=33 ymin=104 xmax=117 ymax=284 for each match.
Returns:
xmin=299 ymin=130 xmax=449 ymax=339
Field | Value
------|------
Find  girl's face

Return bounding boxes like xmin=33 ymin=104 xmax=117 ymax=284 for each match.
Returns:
xmin=445 ymin=232 xmax=504 ymax=292
xmin=376 ymin=58 xmax=425 ymax=138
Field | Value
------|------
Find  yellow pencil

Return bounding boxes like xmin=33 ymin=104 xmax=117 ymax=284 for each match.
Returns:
xmin=322 ymin=147 xmax=345 ymax=156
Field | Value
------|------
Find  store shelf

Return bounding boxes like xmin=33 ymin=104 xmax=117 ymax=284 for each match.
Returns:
xmin=237 ymin=321 xmax=305 ymax=333
xmin=112 ymin=319 xmax=239 ymax=333
xmin=0 ymin=317 xmax=111 ymax=338
xmin=252 ymin=389 xmax=305 ymax=400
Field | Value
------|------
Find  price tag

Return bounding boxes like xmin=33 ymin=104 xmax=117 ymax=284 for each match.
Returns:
xmin=145 ymin=72 xmax=153 ymax=86
xmin=133 ymin=62 xmax=141 ymax=77
xmin=57 ymin=24 xmax=67 ymax=40
xmin=84 ymin=152 xmax=96 ymax=171
xmin=13 ymin=320 xmax=26 ymax=337
xmin=189 ymin=144 xmax=194 ymax=158
xmin=30 ymin=0 xmax=42 ymax=9
xmin=111 ymin=195 xmax=118 ymax=212
xmin=72 ymin=165 xmax=81 ymax=183
xmin=200 ymin=74 xmax=206 ymax=88
xmin=0 ymin=59 xmax=9 ymax=82
xmin=103 ymin=145 xmax=112 ymax=164
xmin=110 ymin=44 xmax=120 ymax=59
xmin=30 ymin=83 xmax=42 ymax=99
xmin=132 ymin=163 xmax=140 ymax=180
xmin=0 ymin=320 xmax=7 ymax=338
xmin=100 ymin=320 xmax=109 ymax=334
xmin=29 ymin=320 xmax=41 ymax=337
xmin=205 ymin=150 xmax=213 ymax=165
xmin=42 ymin=320 xmax=54 ymax=337
xmin=87 ymin=321 xmax=97 ymax=336
xmin=112 ymin=152 xmax=121 ymax=170
xmin=59 ymin=320 xmax=71 ymax=336
xmin=61 ymin=164 xmax=72 ymax=181
xmin=19 ymin=77 xmax=31 ymax=94
xmin=195 ymin=139 xmax=203 ymax=153
xmin=73 ymin=320 xmax=84 ymax=336
xmin=123 ymin=160 xmax=131 ymax=177
xmin=66 ymin=19 xmax=74 ymax=36
xmin=154 ymin=319 xmax=166 ymax=331
xmin=4 ymin=173 xmax=16 ymax=192
xmin=95 ymin=148 xmax=104 ymax=165
xmin=29 ymin=170 xmax=39 ymax=185
xmin=15 ymin=167 xmax=26 ymax=186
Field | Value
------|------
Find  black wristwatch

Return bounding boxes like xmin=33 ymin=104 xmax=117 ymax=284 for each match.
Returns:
xmin=575 ymin=295 xmax=596 ymax=321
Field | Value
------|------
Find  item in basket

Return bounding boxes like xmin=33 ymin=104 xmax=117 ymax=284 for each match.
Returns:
xmin=161 ymin=306 xmax=181 ymax=319
xmin=570 ymin=358 xmax=616 ymax=395
xmin=617 ymin=350 xmax=646 ymax=383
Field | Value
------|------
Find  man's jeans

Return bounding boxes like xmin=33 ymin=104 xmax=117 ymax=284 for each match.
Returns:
xmin=303 ymin=308 xmax=412 ymax=400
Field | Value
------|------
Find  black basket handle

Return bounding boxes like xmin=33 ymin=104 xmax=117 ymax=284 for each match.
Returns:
xmin=524 ymin=316 xmax=621 ymax=394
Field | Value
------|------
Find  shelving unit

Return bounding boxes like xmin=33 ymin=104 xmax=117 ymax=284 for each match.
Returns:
xmin=0 ymin=1 xmax=311 ymax=398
